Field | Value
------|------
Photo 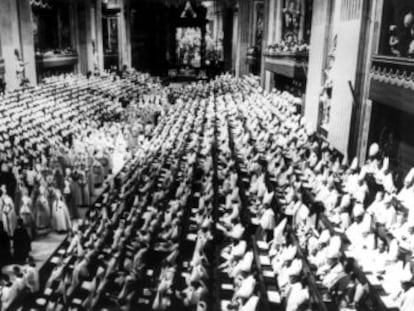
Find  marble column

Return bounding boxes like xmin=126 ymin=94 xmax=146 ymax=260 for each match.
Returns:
xmin=235 ymin=0 xmax=250 ymax=77
xmin=77 ymin=0 xmax=93 ymax=74
xmin=327 ymin=0 xmax=367 ymax=156
xmin=17 ymin=0 xmax=36 ymax=85
xmin=76 ymin=0 xmax=104 ymax=74
xmin=261 ymin=0 xmax=283 ymax=91
xmin=95 ymin=0 xmax=104 ymax=73
xmin=119 ymin=0 xmax=132 ymax=69
xmin=232 ymin=7 xmax=239 ymax=73
xmin=0 ymin=0 xmax=20 ymax=90
xmin=124 ymin=0 xmax=132 ymax=69
xmin=355 ymin=0 xmax=382 ymax=161
xmin=70 ymin=1 xmax=80 ymax=73
xmin=303 ymin=0 xmax=332 ymax=130
xmin=0 ymin=0 xmax=36 ymax=90
xmin=260 ymin=0 xmax=270 ymax=87
xmin=223 ymin=7 xmax=234 ymax=72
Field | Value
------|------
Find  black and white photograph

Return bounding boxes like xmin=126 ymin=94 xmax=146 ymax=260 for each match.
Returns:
xmin=0 ymin=0 xmax=413 ymax=310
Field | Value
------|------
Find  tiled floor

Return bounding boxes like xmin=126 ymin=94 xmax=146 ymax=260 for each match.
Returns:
xmin=31 ymin=232 xmax=67 ymax=269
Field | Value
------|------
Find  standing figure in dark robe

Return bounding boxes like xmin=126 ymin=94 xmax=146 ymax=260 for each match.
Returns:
xmin=78 ymin=167 xmax=90 ymax=208
xmin=53 ymin=166 xmax=65 ymax=193
xmin=13 ymin=218 xmax=31 ymax=263
xmin=34 ymin=186 xmax=50 ymax=231
xmin=46 ymin=182 xmax=58 ymax=216
xmin=0 ymin=162 xmax=17 ymax=199
xmin=71 ymin=167 xmax=82 ymax=210
xmin=0 ymin=222 xmax=11 ymax=269
xmin=91 ymin=155 xmax=105 ymax=193
xmin=14 ymin=179 xmax=24 ymax=215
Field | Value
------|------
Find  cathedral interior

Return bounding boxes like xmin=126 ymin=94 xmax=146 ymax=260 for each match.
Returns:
xmin=0 ymin=0 xmax=414 ymax=310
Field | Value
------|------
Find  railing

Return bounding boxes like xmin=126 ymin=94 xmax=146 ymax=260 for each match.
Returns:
xmin=369 ymin=55 xmax=414 ymax=115
xmin=263 ymin=51 xmax=309 ymax=59
xmin=263 ymin=52 xmax=308 ymax=80
xmin=36 ymin=53 xmax=78 ymax=69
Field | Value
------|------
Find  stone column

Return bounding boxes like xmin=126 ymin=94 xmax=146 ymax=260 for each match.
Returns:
xmin=327 ymin=0 xmax=367 ymax=156
xmin=119 ymin=0 xmax=132 ymax=69
xmin=231 ymin=7 xmax=239 ymax=73
xmin=77 ymin=0 xmax=93 ymax=74
xmin=0 ymin=0 xmax=32 ymax=90
xmin=355 ymin=0 xmax=382 ymax=161
xmin=95 ymin=0 xmax=104 ymax=73
xmin=17 ymin=0 xmax=36 ymax=85
xmin=260 ymin=0 xmax=270 ymax=87
xmin=223 ymin=7 xmax=234 ymax=72
xmin=235 ymin=0 xmax=250 ymax=77
xmin=304 ymin=0 xmax=332 ymax=130
xmin=262 ymin=0 xmax=283 ymax=91
xmin=70 ymin=1 xmax=80 ymax=73
xmin=76 ymin=0 xmax=104 ymax=74
xmin=274 ymin=0 xmax=283 ymax=42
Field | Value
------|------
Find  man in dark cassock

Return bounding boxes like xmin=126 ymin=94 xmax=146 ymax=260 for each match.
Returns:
xmin=0 ymin=222 xmax=11 ymax=269
xmin=13 ymin=218 xmax=31 ymax=263
xmin=0 ymin=163 xmax=17 ymax=198
xmin=0 ymin=78 xmax=5 ymax=93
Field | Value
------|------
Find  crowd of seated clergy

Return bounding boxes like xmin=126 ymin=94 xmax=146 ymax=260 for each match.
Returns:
xmin=3 ymin=73 xmax=414 ymax=311
xmin=10 ymin=86 xmax=214 ymax=311
xmin=209 ymin=75 xmax=414 ymax=311
xmin=0 ymin=71 xmax=170 ymax=310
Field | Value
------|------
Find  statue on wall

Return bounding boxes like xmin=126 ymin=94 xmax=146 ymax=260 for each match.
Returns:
xmin=14 ymin=49 xmax=28 ymax=87
xmin=383 ymin=2 xmax=414 ymax=57
xmin=282 ymin=0 xmax=301 ymax=37
xmin=389 ymin=25 xmax=400 ymax=56
xmin=92 ymin=41 xmax=99 ymax=75
xmin=318 ymin=34 xmax=337 ymax=129
xmin=255 ymin=2 xmax=264 ymax=48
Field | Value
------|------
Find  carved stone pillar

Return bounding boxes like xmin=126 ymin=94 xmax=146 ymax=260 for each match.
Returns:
xmin=119 ymin=0 xmax=131 ymax=69
xmin=327 ymin=0 xmax=369 ymax=156
xmin=17 ymin=0 xmax=36 ymax=85
xmin=235 ymin=0 xmax=250 ymax=77
xmin=223 ymin=7 xmax=234 ymax=72
xmin=95 ymin=0 xmax=104 ymax=72
xmin=0 ymin=0 xmax=36 ymax=90
xmin=304 ymin=0 xmax=333 ymax=131
xmin=77 ymin=0 xmax=93 ymax=74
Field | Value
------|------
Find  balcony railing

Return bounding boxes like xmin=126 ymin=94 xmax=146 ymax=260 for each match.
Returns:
xmin=36 ymin=52 xmax=78 ymax=69
xmin=369 ymin=54 xmax=414 ymax=115
xmin=263 ymin=52 xmax=308 ymax=80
